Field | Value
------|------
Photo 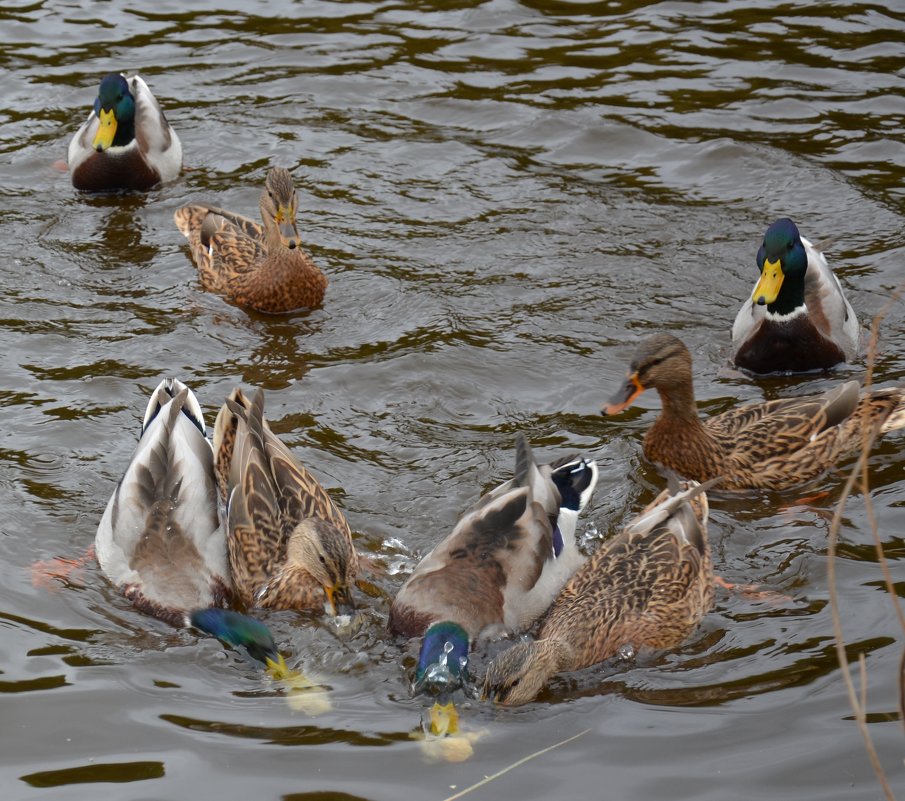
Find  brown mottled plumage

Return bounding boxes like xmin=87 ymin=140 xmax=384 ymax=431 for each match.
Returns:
xmin=482 ymin=479 xmax=715 ymax=706
xmin=174 ymin=168 xmax=327 ymax=313
xmin=603 ymin=334 xmax=905 ymax=491
xmin=213 ymin=387 xmax=357 ymax=614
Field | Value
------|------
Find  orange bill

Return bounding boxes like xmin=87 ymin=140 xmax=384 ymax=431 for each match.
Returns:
xmin=603 ymin=372 xmax=645 ymax=415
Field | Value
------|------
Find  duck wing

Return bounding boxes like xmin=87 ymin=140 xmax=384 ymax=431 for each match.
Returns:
xmin=224 ymin=391 xmax=286 ymax=601
xmin=802 ymin=237 xmax=860 ymax=359
xmin=707 ymin=381 xmax=859 ymax=451
xmin=390 ymin=434 xmax=569 ymax=639
xmin=129 ymin=75 xmax=180 ymax=168
xmin=250 ymin=397 xmax=351 ymax=541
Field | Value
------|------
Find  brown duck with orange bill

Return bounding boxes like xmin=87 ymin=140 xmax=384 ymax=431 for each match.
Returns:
xmin=213 ymin=387 xmax=357 ymax=614
xmin=175 ymin=168 xmax=327 ymax=313
xmin=603 ymin=334 xmax=905 ymax=491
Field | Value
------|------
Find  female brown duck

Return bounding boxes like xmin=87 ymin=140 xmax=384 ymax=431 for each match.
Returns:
xmin=603 ymin=333 xmax=905 ymax=491
xmin=214 ymin=387 xmax=357 ymax=614
xmin=483 ymin=478 xmax=715 ymax=706
xmin=175 ymin=168 xmax=327 ymax=313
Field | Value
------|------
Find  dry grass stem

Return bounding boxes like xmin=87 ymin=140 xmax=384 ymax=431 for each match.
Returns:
xmin=827 ymin=283 xmax=905 ymax=800
xmin=440 ymin=728 xmax=591 ymax=801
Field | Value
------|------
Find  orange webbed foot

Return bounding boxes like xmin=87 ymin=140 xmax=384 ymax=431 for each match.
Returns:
xmin=714 ymin=574 xmax=793 ymax=604
xmin=30 ymin=544 xmax=95 ymax=590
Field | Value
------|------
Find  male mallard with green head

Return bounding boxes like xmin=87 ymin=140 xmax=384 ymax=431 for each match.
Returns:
xmin=95 ymin=379 xmax=282 ymax=668
xmin=69 ymin=74 xmax=182 ymax=192
xmin=732 ymin=218 xmax=859 ymax=374
xmin=389 ymin=434 xmax=598 ymax=696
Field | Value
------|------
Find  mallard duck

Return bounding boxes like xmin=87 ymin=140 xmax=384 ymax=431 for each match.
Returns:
xmin=213 ymin=387 xmax=357 ymax=614
xmin=388 ymin=434 xmax=598 ymax=695
xmin=482 ymin=478 xmax=715 ymax=705
xmin=68 ymin=73 xmax=182 ymax=192
xmin=732 ymin=218 xmax=860 ymax=374
xmin=603 ymin=334 xmax=905 ymax=490
xmin=174 ymin=168 xmax=327 ymax=314
xmin=95 ymin=379 xmax=281 ymax=666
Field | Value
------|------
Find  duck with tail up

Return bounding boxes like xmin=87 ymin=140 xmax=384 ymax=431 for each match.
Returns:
xmin=603 ymin=334 xmax=905 ymax=491
xmin=388 ymin=434 xmax=598 ymax=729
xmin=174 ymin=168 xmax=327 ymax=314
xmin=732 ymin=218 xmax=860 ymax=374
xmin=69 ymin=73 xmax=182 ymax=192
xmin=95 ymin=379 xmax=284 ymax=669
xmin=213 ymin=387 xmax=358 ymax=616
xmin=482 ymin=477 xmax=716 ymax=706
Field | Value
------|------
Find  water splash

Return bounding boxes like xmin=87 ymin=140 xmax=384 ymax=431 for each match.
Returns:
xmin=421 ymin=640 xmax=455 ymax=689
xmin=617 ymin=643 xmax=636 ymax=662
xmin=579 ymin=522 xmax=601 ymax=548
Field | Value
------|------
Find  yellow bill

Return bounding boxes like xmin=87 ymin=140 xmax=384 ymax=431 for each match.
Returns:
xmin=752 ymin=257 xmax=784 ymax=305
xmin=429 ymin=701 xmax=459 ymax=736
xmin=92 ymin=108 xmax=117 ymax=151
xmin=415 ymin=702 xmax=485 ymax=763
xmin=266 ymin=654 xmax=332 ymax=716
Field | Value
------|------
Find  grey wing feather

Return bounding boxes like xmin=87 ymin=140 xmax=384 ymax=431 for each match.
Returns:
xmin=802 ymin=238 xmax=860 ymax=359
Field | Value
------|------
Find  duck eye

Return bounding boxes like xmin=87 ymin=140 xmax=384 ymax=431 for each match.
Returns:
xmin=318 ymin=555 xmax=327 ymax=564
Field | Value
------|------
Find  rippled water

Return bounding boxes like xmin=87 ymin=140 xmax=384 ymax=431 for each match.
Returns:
xmin=2 ymin=1 xmax=904 ymax=799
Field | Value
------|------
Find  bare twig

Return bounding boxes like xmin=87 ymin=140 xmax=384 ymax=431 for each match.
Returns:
xmin=827 ymin=283 xmax=905 ymax=800
xmin=900 ymin=649 xmax=905 ymax=736
xmin=441 ymin=728 xmax=591 ymax=801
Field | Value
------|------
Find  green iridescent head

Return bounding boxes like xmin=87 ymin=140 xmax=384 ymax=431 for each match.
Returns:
xmin=189 ymin=608 xmax=279 ymax=666
xmin=752 ymin=218 xmax=809 ymax=314
xmin=413 ymin=621 xmax=470 ymax=696
xmin=92 ymin=74 xmax=136 ymax=150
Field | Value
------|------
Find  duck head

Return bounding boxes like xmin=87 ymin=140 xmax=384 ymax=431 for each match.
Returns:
xmin=286 ymin=518 xmax=356 ymax=616
xmin=92 ymin=74 xmax=136 ymax=151
xmin=413 ymin=621 xmax=470 ymax=696
xmin=603 ymin=334 xmax=694 ymax=414
xmin=752 ymin=218 xmax=809 ymax=314
xmin=260 ymin=167 xmax=302 ymax=250
xmin=189 ymin=608 xmax=281 ymax=668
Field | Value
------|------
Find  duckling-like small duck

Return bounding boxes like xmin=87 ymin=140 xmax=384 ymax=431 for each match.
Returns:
xmin=389 ymin=434 xmax=598 ymax=695
xmin=482 ymin=478 xmax=715 ymax=706
xmin=732 ymin=218 xmax=859 ymax=374
xmin=213 ymin=387 xmax=357 ymax=614
xmin=69 ymin=73 xmax=182 ymax=192
xmin=174 ymin=168 xmax=327 ymax=314
xmin=604 ymin=334 xmax=905 ymax=490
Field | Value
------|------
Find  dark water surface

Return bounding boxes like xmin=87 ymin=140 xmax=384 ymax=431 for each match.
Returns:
xmin=2 ymin=1 xmax=904 ymax=799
